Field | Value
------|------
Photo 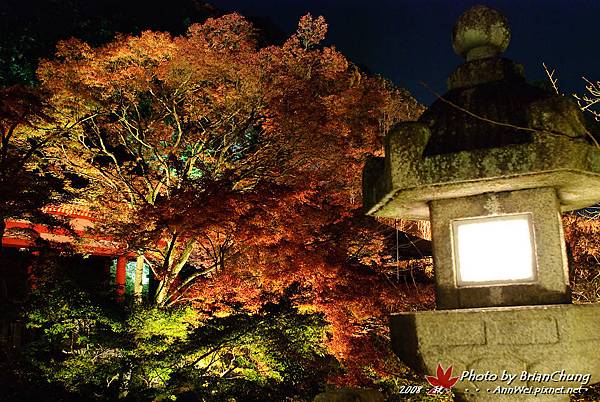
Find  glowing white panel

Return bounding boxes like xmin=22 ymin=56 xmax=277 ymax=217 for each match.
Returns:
xmin=452 ymin=214 xmax=536 ymax=286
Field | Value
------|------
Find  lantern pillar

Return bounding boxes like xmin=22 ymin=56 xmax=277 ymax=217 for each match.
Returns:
xmin=363 ymin=5 xmax=600 ymax=401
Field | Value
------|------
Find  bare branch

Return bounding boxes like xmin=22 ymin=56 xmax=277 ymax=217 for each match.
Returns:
xmin=543 ymin=62 xmax=560 ymax=95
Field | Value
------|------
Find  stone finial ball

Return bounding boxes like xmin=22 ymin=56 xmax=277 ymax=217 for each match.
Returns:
xmin=452 ymin=5 xmax=511 ymax=61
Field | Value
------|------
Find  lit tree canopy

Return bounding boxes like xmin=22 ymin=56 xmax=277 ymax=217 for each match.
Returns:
xmin=39 ymin=13 xmax=421 ymax=318
xmin=0 ymin=85 xmax=73 ymax=251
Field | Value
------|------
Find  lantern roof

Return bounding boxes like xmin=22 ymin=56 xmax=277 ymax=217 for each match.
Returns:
xmin=363 ymin=5 xmax=600 ymax=219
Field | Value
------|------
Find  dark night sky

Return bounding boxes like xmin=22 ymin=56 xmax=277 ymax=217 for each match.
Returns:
xmin=208 ymin=0 xmax=600 ymax=106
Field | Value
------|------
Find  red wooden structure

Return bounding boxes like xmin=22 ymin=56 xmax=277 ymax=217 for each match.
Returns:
xmin=2 ymin=204 xmax=130 ymax=296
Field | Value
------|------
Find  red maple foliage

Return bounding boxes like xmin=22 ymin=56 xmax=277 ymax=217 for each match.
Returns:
xmin=38 ymin=12 xmax=427 ymax=384
xmin=563 ymin=213 xmax=600 ymax=303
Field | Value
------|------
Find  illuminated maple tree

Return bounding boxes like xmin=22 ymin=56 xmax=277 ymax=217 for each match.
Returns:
xmin=39 ymin=13 xmax=422 ymax=310
xmin=35 ymin=13 xmax=431 ymax=387
xmin=0 ymin=85 xmax=76 ymax=253
xmin=563 ymin=214 xmax=600 ymax=303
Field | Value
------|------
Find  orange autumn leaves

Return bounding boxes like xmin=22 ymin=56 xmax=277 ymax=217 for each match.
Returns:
xmin=37 ymin=13 xmax=424 ymax=383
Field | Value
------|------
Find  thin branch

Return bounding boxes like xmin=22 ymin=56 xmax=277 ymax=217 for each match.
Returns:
xmin=420 ymin=81 xmax=600 ymax=148
xmin=543 ymin=62 xmax=560 ymax=94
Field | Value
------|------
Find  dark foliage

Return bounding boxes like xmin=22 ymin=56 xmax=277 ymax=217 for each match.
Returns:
xmin=0 ymin=253 xmax=336 ymax=401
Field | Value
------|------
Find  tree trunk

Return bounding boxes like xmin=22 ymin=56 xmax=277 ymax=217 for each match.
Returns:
xmin=154 ymin=240 xmax=195 ymax=306
xmin=155 ymin=280 xmax=169 ymax=307
xmin=133 ymin=254 xmax=144 ymax=303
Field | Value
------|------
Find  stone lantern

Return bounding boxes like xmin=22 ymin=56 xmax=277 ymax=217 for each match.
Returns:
xmin=363 ymin=5 xmax=600 ymax=401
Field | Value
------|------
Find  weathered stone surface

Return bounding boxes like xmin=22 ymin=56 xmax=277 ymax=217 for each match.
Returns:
xmin=390 ymin=304 xmax=600 ymax=402
xmin=452 ymin=5 xmax=510 ymax=61
xmin=421 ymin=318 xmax=486 ymax=347
xmin=363 ymin=131 xmax=600 ymax=220
xmin=429 ymin=188 xmax=570 ymax=309
xmin=527 ymin=96 xmax=589 ymax=138
xmin=485 ymin=317 xmax=559 ymax=345
xmin=447 ymin=57 xmax=525 ymax=89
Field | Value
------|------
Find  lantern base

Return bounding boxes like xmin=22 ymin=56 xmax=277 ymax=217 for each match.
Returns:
xmin=390 ymin=304 xmax=600 ymax=401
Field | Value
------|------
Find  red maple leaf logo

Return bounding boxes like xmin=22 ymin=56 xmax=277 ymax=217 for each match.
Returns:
xmin=426 ymin=363 xmax=459 ymax=391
